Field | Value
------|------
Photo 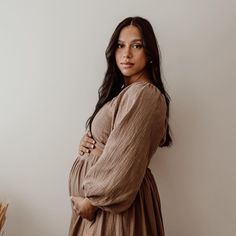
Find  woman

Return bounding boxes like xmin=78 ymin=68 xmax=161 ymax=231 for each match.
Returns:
xmin=69 ymin=16 xmax=172 ymax=236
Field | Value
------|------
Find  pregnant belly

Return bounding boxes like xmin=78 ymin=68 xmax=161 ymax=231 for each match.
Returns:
xmin=68 ymin=149 xmax=102 ymax=197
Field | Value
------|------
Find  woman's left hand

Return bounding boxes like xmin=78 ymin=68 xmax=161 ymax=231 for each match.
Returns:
xmin=70 ymin=196 xmax=98 ymax=221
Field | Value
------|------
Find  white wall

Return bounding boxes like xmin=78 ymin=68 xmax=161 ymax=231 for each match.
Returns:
xmin=0 ymin=0 xmax=235 ymax=235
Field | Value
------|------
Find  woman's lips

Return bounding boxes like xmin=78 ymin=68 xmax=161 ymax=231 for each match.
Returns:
xmin=121 ymin=62 xmax=134 ymax=68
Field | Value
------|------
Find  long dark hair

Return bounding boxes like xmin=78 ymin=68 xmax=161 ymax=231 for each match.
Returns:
xmin=85 ymin=16 xmax=172 ymax=147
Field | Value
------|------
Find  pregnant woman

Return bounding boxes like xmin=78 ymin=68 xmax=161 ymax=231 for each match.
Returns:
xmin=68 ymin=16 xmax=172 ymax=236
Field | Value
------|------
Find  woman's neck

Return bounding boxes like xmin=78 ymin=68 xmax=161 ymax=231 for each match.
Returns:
xmin=124 ymin=70 xmax=150 ymax=87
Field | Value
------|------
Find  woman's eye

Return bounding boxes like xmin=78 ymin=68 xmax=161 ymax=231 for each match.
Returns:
xmin=132 ymin=44 xmax=143 ymax=49
xmin=117 ymin=43 xmax=143 ymax=49
xmin=117 ymin=44 xmax=124 ymax=48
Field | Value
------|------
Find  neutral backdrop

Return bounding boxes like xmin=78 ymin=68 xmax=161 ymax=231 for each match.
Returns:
xmin=0 ymin=0 xmax=235 ymax=235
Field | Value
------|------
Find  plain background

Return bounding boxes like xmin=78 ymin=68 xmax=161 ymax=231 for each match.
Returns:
xmin=0 ymin=0 xmax=236 ymax=235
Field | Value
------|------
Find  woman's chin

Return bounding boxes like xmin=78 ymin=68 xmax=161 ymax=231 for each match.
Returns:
xmin=120 ymin=71 xmax=135 ymax=77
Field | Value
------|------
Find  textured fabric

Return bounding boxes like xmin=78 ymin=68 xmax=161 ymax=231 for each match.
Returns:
xmin=69 ymin=81 xmax=167 ymax=236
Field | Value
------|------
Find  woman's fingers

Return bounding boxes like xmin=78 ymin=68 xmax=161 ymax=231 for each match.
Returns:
xmin=79 ymin=132 xmax=96 ymax=155
xmin=80 ymin=145 xmax=91 ymax=154
xmin=85 ymin=133 xmax=96 ymax=145
xmin=87 ymin=131 xmax=92 ymax=137
xmin=70 ymin=196 xmax=97 ymax=221
xmin=70 ymin=196 xmax=84 ymax=213
xmin=81 ymin=140 xmax=95 ymax=149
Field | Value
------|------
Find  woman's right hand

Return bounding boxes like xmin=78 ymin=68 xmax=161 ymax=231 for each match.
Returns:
xmin=79 ymin=131 xmax=96 ymax=156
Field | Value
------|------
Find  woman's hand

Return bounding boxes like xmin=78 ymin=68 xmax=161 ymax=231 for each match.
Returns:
xmin=79 ymin=131 xmax=96 ymax=156
xmin=70 ymin=196 xmax=98 ymax=221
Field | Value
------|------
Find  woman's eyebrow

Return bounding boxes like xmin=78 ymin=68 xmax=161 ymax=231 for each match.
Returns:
xmin=118 ymin=39 xmax=142 ymax=43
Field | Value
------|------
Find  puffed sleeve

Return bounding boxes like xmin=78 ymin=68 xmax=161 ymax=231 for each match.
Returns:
xmin=82 ymin=84 xmax=167 ymax=213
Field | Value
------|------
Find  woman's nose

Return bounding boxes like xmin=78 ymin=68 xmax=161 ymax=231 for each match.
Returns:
xmin=123 ymin=46 xmax=132 ymax=58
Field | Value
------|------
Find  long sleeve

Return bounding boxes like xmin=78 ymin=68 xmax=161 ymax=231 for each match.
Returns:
xmin=82 ymin=83 xmax=167 ymax=213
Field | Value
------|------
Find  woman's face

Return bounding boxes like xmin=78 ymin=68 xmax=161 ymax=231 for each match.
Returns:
xmin=115 ymin=25 xmax=148 ymax=79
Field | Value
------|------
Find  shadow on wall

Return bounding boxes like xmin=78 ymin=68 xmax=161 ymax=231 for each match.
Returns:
xmin=150 ymin=86 xmax=206 ymax=235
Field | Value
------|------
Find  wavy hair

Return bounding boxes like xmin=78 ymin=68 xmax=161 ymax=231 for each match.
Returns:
xmin=85 ymin=16 xmax=172 ymax=147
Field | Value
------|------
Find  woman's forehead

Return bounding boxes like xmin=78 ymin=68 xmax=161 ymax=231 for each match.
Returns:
xmin=118 ymin=25 xmax=142 ymax=42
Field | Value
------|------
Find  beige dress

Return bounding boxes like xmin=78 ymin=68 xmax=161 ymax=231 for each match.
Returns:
xmin=69 ymin=81 xmax=167 ymax=236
